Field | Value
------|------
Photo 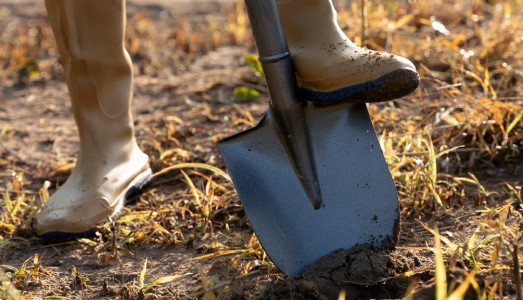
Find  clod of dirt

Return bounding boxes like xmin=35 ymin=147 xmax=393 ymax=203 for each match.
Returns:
xmin=259 ymin=244 xmax=421 ymax=300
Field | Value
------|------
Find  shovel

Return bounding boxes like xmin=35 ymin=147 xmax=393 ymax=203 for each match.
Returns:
xmin=218 ymin=0 xmax=399 ymax=277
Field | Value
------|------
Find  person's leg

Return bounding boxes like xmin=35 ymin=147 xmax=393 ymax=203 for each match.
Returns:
xmin=277 ymin=0 xmax=419 ymax=104
xmin=33 ymin=0 xmax=151 ymax=240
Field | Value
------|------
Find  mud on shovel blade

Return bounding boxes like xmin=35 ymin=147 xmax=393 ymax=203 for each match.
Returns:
xmin=218 ymin=0 xmax=400 ymax=277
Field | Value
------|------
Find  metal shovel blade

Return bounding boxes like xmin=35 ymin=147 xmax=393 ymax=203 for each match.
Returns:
xmin=218 ymin=0 xmax=400 ymax=277
xmin=219 ymin=103 xmax=399 ymax=277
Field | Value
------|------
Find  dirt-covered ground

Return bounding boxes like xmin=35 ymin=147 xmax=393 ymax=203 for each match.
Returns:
xmin=1 ymin=0 xmax=522 ymax=299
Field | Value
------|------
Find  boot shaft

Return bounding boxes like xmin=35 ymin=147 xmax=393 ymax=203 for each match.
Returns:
xmin=46 ymin=0 xmax=133 ymax=119
xmin=277 ymin=0 xmax=342 ymax=48
xmin=45 ymin=0 xmax=137 ymax=164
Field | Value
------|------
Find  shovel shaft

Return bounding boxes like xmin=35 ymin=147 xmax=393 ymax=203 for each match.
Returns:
xmin=244 ymin=0 xmax=301 ymax=120
xmin=244 ymin=0 xmax=322 ymax=208
xmin=244 ymin=0 xmax=288 ymax=58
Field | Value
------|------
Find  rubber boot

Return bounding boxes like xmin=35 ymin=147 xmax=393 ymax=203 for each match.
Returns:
xmin=277 ymin=0 xmax=419 ymax=104
xmin=33 ymin=0 xmax=151 ymax=241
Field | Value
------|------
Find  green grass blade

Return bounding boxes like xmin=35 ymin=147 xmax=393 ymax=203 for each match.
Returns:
xmin=139 ymin=258 xmax=147 ymax=289
xmin=434 ymin=227 xmax=447 ymax=300
xmin=4 ymin=191 xmax=13 ymax=216
xmin=505 ymin=109 xmax=523 ymax=138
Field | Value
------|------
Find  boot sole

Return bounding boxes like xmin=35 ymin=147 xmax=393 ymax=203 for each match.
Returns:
xmin=300 ymin=68 xmax=420 ymax=105
xmin=34 ymin=168 xmax=153 ymax=243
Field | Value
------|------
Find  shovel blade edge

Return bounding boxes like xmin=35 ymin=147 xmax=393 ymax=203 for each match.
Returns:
xmin=218 ymin=103 xmax=399 ymax=277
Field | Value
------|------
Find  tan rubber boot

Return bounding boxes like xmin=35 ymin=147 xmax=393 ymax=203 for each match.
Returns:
xmin=33 ymin=0 xmax=151 ymax=241
xmin=277 ymin=0 xmax=419 ymax=104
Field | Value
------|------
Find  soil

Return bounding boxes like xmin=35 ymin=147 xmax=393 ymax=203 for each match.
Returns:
xmin=0 ymin=0 xmax=521 ymax=299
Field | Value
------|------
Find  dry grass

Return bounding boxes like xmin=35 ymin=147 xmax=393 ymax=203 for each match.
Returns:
xmin=0 ymin=0 xmax=522 ymax=299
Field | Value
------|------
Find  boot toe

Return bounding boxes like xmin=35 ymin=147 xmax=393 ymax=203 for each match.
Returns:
xmin=33 ymin=168 xmax=152 ymax=243
xmin=32 ymin=196 xmax=114 ymax=242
